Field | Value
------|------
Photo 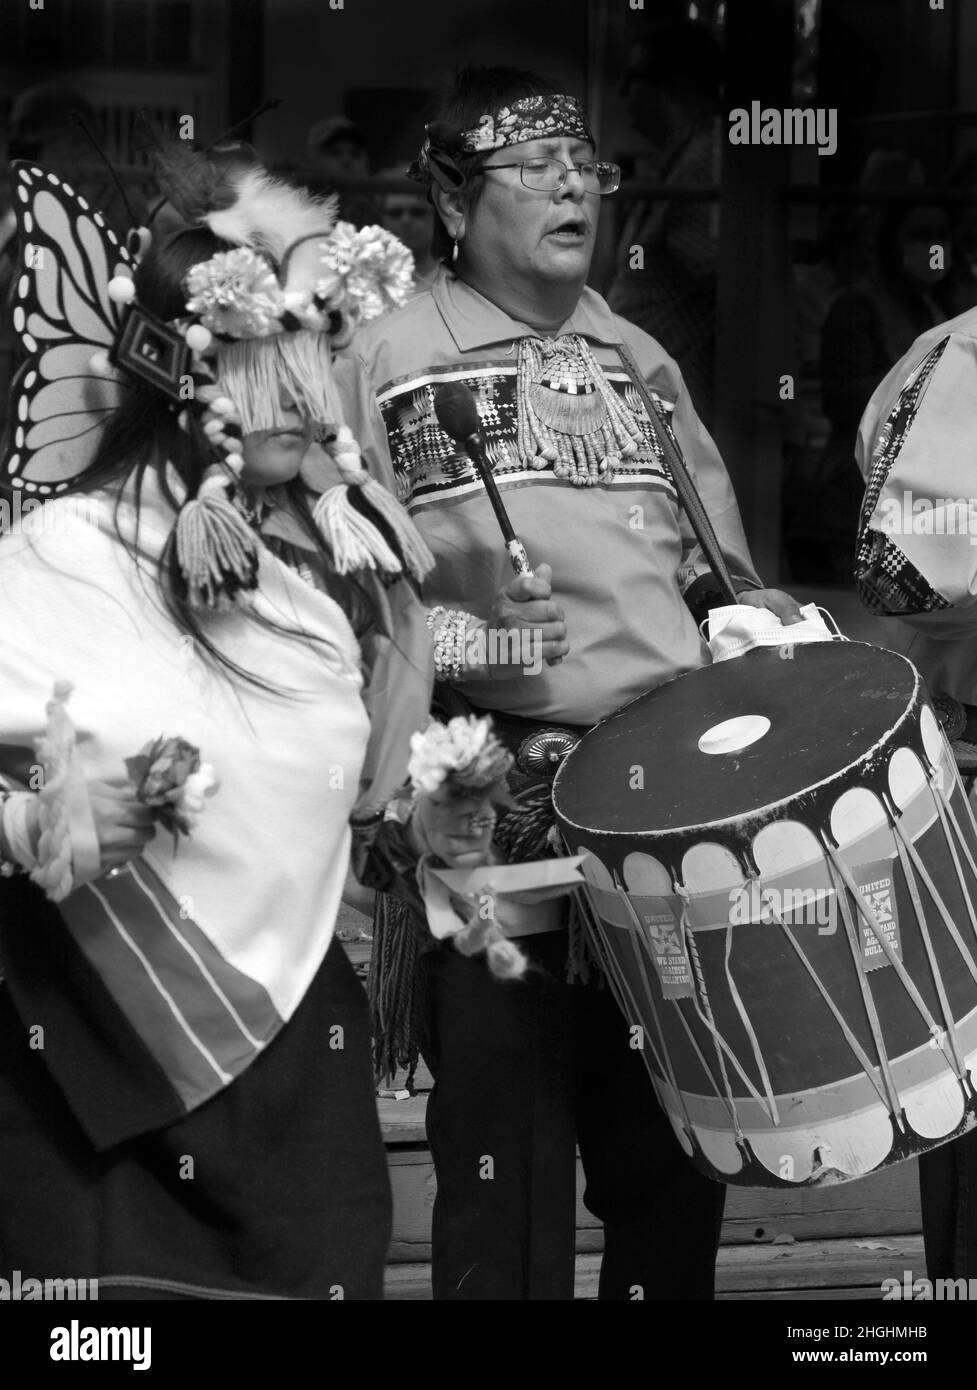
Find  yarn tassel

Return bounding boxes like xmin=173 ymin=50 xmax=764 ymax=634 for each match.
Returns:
xmin=325 ymin=425 xmax=435 ymax=582
xmin=174 ymin=473 xmax=261 ymax=610
xmin=313 ymin=484 xmax=404 ymax=576
xmin=352 ymin=474 xmax=434 ymax=581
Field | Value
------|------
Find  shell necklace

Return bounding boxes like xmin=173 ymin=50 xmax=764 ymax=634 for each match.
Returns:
xmin=515 ymin=334 xmax=643 ymax=486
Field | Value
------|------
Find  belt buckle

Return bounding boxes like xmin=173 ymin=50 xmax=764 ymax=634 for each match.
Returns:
xmin=516 ymin=727 xmax=581 ymax=778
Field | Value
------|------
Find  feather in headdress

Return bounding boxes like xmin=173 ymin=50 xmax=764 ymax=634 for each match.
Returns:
xmin=205 ymin=168 xmax=338 ymax=263
xmin=136 ymin=115 xmax=240 ymax=226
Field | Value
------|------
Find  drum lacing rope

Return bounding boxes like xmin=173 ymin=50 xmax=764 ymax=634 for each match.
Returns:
xmin=820 ymin=835 xmax=916 ymax=1127
xmin=584 ymin=884 xmax=699 ymax=1137
xmin=616 ymin=875 xmax=741 ymax=1130
xmin=889 ymin=770 xmax=977 ymax=1089
xmin=721 ymin=885 xmax=780 ymax=1126
xmin=926 ymin=774 xmax=977 ymax=968
xmin=945 ymin=760 xmax=977 ymax=899
xmin=889 ymin=828 xmax=970 ymax=1086
xmin=826 ymin=831 xmax=963 ymax=1061
xmin=603 ymin=878 xmax=700 ymax=1128
xmin=764 ymin=900 xmax=894 ymax=1113
xmin=675 ymin=883 xmax=773 ymax=1129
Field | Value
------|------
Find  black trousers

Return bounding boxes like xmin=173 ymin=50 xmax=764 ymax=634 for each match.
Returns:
xmin=418 ymin=933 xmax=726 ymax=1300
xmin=919 ymin=1126 xmax=977 ymax=1281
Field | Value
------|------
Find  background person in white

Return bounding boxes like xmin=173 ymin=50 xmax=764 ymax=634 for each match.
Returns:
xmin=855 ymin=305 xmax=977 ymax=1286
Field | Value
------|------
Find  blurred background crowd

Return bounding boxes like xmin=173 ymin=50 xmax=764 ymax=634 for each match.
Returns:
xmin=2 ymin=0 xmax=975 ymax=596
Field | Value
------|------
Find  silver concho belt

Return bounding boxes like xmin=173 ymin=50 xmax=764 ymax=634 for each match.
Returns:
xmin=516 ymin=727 xmax=582 ymax=778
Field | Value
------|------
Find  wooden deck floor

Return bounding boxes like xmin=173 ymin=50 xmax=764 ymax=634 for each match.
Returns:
xmin=339 ymin=929 xmax=927 ymax=1302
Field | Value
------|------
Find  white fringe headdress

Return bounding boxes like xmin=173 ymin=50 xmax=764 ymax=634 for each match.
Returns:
xmin=105 ymin=157 xmax=429 ymax=608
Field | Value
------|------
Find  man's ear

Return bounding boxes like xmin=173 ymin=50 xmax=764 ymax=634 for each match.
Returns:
xmin=431 ymin=184 xmax=466 ymax=241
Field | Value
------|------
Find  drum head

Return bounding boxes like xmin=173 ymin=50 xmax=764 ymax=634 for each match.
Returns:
xmin=553 ymin=642 xmax=920 ymax=836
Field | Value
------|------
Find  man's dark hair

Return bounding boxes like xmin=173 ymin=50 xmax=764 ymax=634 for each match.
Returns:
xmin=426 ymin=65 xmax=562 ymax=263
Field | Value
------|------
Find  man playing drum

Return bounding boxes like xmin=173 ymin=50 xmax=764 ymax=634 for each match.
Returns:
xmin=349 ymin=66 xmax=802 ymax=1301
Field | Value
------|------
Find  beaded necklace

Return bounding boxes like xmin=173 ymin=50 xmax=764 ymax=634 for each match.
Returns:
xmin=515 ymin=334 xmax=644 ymax=486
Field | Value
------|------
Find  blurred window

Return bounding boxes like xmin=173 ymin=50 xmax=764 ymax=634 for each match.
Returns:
xmin=0 ymin=0 xmax=192 ymax=68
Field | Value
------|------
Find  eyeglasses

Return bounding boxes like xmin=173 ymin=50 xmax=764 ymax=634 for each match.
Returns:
xmin=479 ymin=156 xmax=621 ymax=196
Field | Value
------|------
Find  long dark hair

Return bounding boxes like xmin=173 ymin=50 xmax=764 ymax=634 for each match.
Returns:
xmin=66 ymin=224 xmax=379 ymax=691
xmin=426 ymin=66 xmax=561 ymax=264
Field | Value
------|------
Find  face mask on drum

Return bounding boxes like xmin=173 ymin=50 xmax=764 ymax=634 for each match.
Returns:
xmin=706 ymin=603 xmax=839 ymax=663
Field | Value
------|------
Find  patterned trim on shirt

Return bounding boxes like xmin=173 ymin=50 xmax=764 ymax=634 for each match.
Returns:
xmin=854 ymin=335 xmax=951 ymax=616
xmin=375 ymin=361 xmax=679 ymax=511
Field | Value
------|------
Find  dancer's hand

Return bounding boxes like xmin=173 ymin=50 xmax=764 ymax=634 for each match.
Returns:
xmin=89 ymin=777 xmax=156 ymax=871
xmin=408 ymin=787 xmax=497 ymax=870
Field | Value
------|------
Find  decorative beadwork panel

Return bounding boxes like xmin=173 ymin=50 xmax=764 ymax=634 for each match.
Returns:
xmin=376 ymin=357 xmax=680 ymax=512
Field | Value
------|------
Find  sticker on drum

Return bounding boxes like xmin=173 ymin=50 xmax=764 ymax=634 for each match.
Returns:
xmin=623 ymin=852 xmax=693 ymax=999
xmin=829 ymin=787 xmax=903 ymax=970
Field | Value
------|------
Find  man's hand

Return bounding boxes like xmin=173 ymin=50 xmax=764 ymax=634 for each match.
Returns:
xmin=407 ymin=787 xmax=497 ymax=870
xmin=489 ymin=562 xmax=569 ymax=666
xmin=736 ymin=588 xmax=804 ymax=626
xmin=89 ymin=777 xmax=157 ymax=871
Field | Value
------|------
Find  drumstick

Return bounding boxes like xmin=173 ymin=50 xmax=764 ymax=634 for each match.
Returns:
xmin=433 ymin=383 xmax=533 ymax=577
xmin=434 ymin=382 xmax=561 ymax=666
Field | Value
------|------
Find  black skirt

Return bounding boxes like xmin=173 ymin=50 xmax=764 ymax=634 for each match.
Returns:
xmin=0 ymin=936 xmax=392 ymax=1300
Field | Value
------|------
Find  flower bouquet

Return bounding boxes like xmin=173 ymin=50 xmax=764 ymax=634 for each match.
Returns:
xmin=125 ymin=735 xmax=218 ymax=846
xmin=407 ymin=714 xmax=513 ymax=798
xmin=407 ymin=717 xmax=583 ymax=980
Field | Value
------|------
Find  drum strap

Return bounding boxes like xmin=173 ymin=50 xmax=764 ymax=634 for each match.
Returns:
xmin=614 ymin=341 xmax=740 ymax=606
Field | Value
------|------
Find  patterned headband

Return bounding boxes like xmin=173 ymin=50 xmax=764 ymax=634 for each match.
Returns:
xmin=409 ymin=94 xmax=594 ymax=190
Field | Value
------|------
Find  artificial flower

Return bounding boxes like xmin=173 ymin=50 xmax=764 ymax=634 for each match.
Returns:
xmin=315 ymin=222 xmax=414 ymax=326
xmin=408 ymin=716 xmax=512 ymax=797
xmin=184 ymin=247 xmax=287 ymax=339
xmin=125 ymin=735 xmax=218 ymax=841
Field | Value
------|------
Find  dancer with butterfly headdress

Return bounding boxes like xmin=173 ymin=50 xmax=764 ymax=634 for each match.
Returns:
xmin=0 ymin=141 xmax=457 ymax=1300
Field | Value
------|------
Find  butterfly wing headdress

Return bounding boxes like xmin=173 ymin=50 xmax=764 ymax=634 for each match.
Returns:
xmin=2 ymin=162 xmax=137 ymax=497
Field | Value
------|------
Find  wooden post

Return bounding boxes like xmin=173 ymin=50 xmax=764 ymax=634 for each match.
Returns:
xmin=714 ymin=0 xmax=795 ymax=582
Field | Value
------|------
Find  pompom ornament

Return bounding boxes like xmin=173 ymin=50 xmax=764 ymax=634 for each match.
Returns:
xmin=107 ymin=274 xmax=136 ymax=305
xmin=184 ymin=323 xmax=213 ymax=353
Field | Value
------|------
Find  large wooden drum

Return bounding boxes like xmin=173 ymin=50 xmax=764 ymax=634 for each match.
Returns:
xmin=552 ymin=642 xmax=977 ymax=1186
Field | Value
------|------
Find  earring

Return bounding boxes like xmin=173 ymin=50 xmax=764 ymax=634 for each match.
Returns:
xmin=452 ymin=236 xmax=460 ymax=265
